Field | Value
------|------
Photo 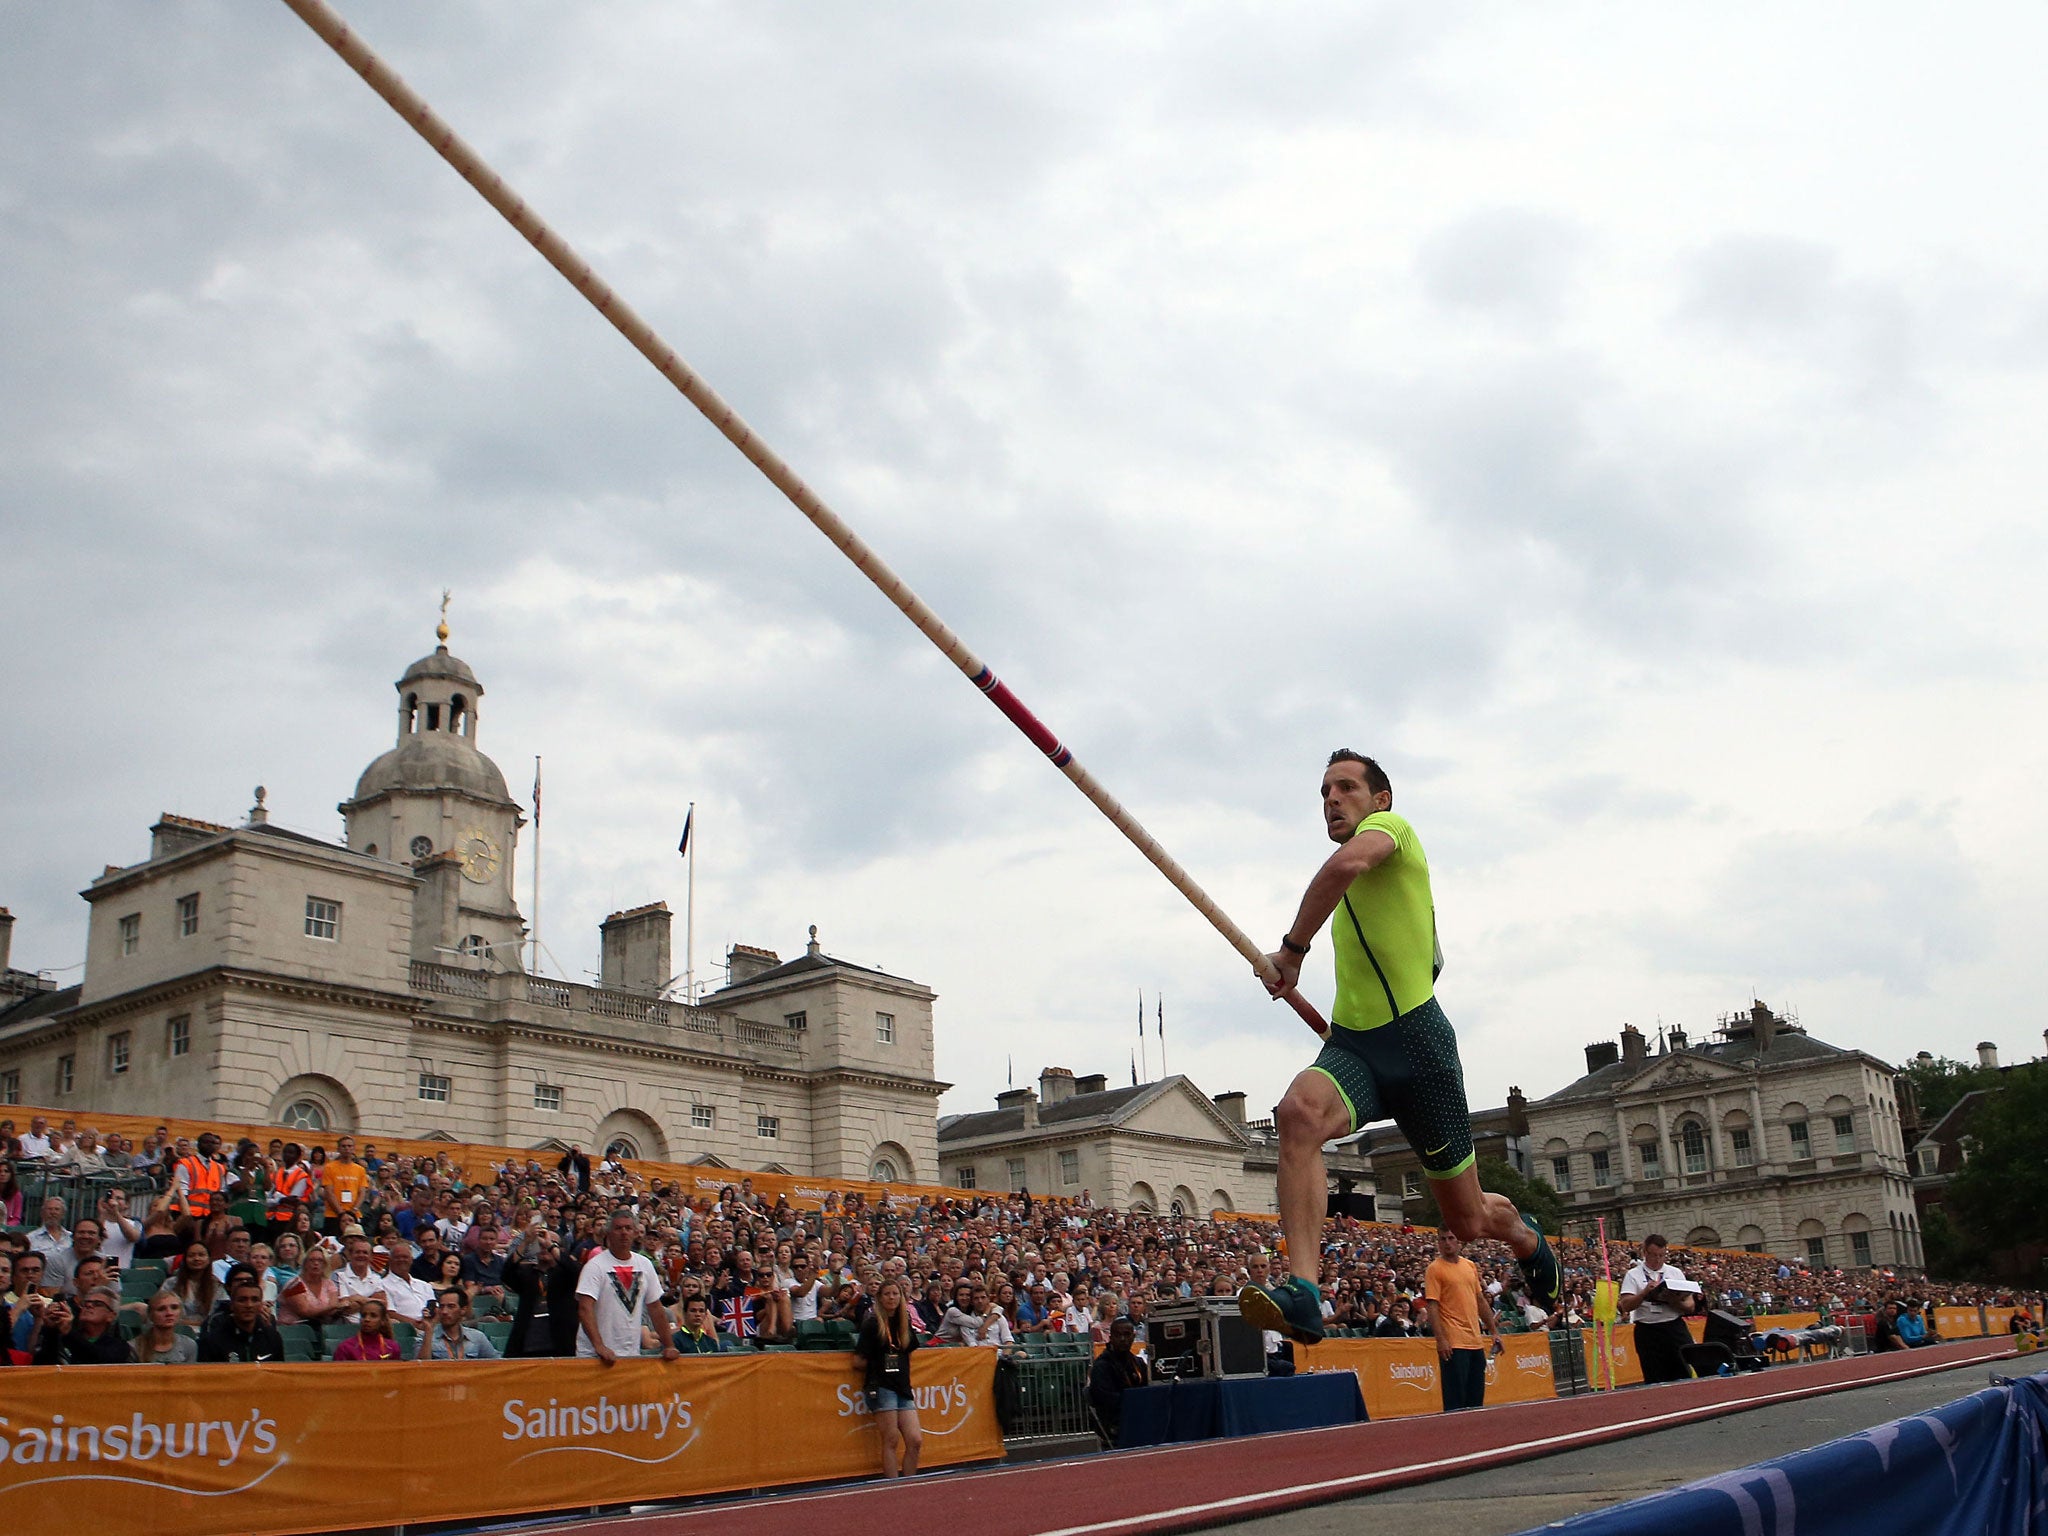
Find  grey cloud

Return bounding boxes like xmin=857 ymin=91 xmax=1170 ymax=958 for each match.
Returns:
xmin=1418 ymin=208 xmax=1587 ymax=321
xmin=1629 ymin=805 xmax=1987 ymax=995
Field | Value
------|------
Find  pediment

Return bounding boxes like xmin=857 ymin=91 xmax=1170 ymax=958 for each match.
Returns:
xmin=1621 ymin=1054 xmax=1748 ymax=1094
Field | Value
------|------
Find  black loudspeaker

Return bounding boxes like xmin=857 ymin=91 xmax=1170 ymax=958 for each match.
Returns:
xmin=1326 ymin=1191 xmax=1375 ymax=1220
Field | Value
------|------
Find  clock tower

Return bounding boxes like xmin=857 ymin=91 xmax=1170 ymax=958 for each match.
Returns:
xmin=339 ymin=612 xmax=527 ymax=971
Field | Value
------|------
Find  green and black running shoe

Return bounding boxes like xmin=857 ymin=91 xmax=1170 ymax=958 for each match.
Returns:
xmin=1238 ymin=1277 xmax=1326 ymax=1345
xmin=1518 ymin=1214 xmax=1562 ymax=1315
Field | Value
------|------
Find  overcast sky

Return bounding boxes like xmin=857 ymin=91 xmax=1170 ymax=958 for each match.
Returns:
xmin=7 ymin=4 xmax=2048 ymax=1142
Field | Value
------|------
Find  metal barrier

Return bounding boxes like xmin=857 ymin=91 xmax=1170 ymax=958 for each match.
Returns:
xmin=1550 ymin=1327 xmax=1591 ymax=1394
xmin=1005 ymin=1350 xmax=1095 ymax=1441
xmin=14 ymin=1165 xmax=160 ymax=1228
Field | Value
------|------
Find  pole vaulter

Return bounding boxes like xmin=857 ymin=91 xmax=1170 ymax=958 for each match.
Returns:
xmin=276 ymin=0 xmax=1330 ymax=1038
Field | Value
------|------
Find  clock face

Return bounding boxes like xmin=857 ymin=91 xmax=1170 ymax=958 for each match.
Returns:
xmin=409 ymin=835 xmax=434 ymax=860
xmin=457 ymin=827 xmax=501 ymax=884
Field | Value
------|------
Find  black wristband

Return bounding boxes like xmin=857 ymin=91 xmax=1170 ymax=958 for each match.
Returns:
xmin=1279 ymin=934 xmax=1309 ymax=957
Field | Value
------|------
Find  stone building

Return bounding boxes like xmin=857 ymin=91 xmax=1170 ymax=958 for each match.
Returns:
xmin=1522 ymin=1002 xmax=1922 ymax=1271
xmin=936 ymin=1065 xmax=1371 ymax=1216
xmin=1368 ymin=1093 xmax=1532 ymax=1224
xmin=0 ymin=626 xmax=944 ymax=1183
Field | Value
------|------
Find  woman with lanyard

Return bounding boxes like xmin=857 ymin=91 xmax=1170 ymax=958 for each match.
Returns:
xmin=856 ymin=1278 xmax=923 ymax=1479
xmin=334 ymin=1296 xmax=405 ymax=1361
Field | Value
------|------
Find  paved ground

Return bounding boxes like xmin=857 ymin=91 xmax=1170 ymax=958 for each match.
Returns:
xmin=1221 ymin=1356 xmax=2046 ymax=1536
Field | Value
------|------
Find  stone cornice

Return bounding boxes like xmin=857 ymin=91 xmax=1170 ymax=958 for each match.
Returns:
xmin=84 ymin=831 xmax=412 ymax=903
xmin=1 ymin=966 xmax=419 ymax=1049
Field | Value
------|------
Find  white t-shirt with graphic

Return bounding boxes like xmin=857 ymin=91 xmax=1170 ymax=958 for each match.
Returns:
xmin=575 ymin=1248 xmax=663 ymax=1358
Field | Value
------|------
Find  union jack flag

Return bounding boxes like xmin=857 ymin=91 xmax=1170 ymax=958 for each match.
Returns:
xmin=718 ymin=1294 xmax=759 ymax=1338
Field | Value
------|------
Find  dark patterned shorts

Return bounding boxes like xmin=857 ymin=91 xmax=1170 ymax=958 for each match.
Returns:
xmin=1309 ymin=995 xmax=1474 ymax=1179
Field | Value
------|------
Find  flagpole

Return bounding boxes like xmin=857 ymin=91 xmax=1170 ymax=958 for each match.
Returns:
xmin=1158 ymin=993 xmax=1167 ymax=1076
xmin=685 ymin=800 xmax=696 ymax=1004
xmin=1138 ymin=992 xmax=1149 ymax=1083
xmin=278 ymin=0 xmax=1331 ymax=1038
xmin=530 ymin=755 xmax=542 ymax=975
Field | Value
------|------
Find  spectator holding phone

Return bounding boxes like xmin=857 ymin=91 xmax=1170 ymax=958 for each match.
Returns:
xmin=417 ymin=1288 xmax=499 ymax=1360
xmin=31 ymin=1284 xmax=133 ymax=1364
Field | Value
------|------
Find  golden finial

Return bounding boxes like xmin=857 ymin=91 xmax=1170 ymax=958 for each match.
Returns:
xmin=437 ymin=588 xmax=452 ymax=646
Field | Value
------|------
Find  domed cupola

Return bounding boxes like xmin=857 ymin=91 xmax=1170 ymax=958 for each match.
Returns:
xmin=339 ymin=601 xmax=526 ymax=969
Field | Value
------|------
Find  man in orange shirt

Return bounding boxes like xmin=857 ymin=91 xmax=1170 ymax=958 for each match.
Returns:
xmin=1424 ymin=1228 xmax=1501 ymax=1413
xmin=322 ymin=1135 xmax=372 ymax=1235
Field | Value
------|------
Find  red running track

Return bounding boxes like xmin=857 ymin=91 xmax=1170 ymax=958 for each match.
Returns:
xmin=567 ymin=1337 xmax=2016 ymax=1536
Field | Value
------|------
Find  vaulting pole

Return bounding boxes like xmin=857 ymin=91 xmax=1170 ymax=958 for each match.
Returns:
xmin=278 ymin=0 xmax=1330 ymax=1037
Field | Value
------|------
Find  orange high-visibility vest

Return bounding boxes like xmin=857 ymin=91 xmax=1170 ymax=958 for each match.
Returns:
xmin=175 ymin=1153 xmax=225 ymax=1210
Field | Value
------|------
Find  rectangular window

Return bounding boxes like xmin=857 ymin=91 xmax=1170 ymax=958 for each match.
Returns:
xmin=783 ymin=1011 xmax=807 ymax=1032
xmin=1060 ymin=1149 xmax=1080 ymax=1186
xmin=875 ymin=1012 xmax=895 ymax=1044
xmin=417 ymin=1072 xmax=451 ymax=1102
xmin=1731 ymin=1128 xmax=1754 ymax=1166
xmin=690 ymin=1103 xmax=714 ymax=1130
xmin=57 ymin=1055 xmax=75 ymax=1095
xmin=109 ymin=1031 xmax=130 ymax=1075
xmin=1804 ymin=1235 xmax=1827 ymax=1268
xmin=756 ymin=1114 xmax=779 ymax=1140
xmin=1850 ymin=1231 xmax=1872 ymax=1267
xmin=167 ymin=1014 xmax=191 ymax=1057
xmin=177 ymin=893 xmax=200 ymax=937
xmin=1591 ymin=1148 xmax=1612 ymax=1186
xmin=0 ymin=1071 xmax=18 ymax=1105
xmin=1403 ymin=1171 xmax=1423 ymax=1198
xmin=305 ymin=897 xmax=341 ymax=941
xmin=1917 ymin=1146 xmax=1938 ymax=1175
xmin=1639 ymin=1143 xmax=1662 ymax=1180
xmin=119 ymin=913 xmax=140 ymax=955
xmin=1744 ymin=1240 xmax=1765 ymax=1254
xmin=1832 ymin=1114 xmax=1855 ymax=1153
xmin=532 ymin=1083 xmax=562 ymax=1112
xmin=956 ymin=1166 xmax=977 ymax=1190
xmin=1550 ymin=1156 xmax=1571 ymax=1191
xmin=1788 ymin=1120 xmax=1810 ymax=1159
xmin=1006 ymin=1157 xmax=1027 ymax=1192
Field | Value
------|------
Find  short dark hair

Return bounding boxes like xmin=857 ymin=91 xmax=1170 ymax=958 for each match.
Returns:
xmin=1643 ymin=1233 xmax=1669 ymax=1249
xmin=1327 ymin=750 xmax=1390 ymax=798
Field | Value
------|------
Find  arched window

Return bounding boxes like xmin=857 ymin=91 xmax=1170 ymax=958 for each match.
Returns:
xmin=605 ymin=1136 xmax=639 ymax=1161
xmin=281 ymin=1100 xmax=328 ymax=1132
xmin=425 ymin=702 xmax=441 ymax=731
xmin=405 ymin=693 xmax=418 ymax=733
xmin=1681 ymin=1120 xmax=1709 ymax=1174
xmin=871 ymin=1156 xmax=899 ymax=1183
xmin=450 ymin=694 xmax=468 ymax=735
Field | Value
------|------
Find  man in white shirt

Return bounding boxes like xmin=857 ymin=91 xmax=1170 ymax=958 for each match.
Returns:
xmin=26 ymin=1198 xmax=71 ymax=1260
xmin=95 ymin=1190 xmax=140 ymax=1269
xmin=334 ymin=1235 xmax=388 ymax=1317
xmin=17 ymin=1117 xmax=53 ymax=1159
xmin=576 ymin=1209 xmax=679 ymax=1364
xmin=787 ymin=1256 xmax=825 ymax=1323
xmin=381 ymin=1239 xmax=437 ymax=1323
xmin=1619 ymin=1233 xmax=1697 ymax=1384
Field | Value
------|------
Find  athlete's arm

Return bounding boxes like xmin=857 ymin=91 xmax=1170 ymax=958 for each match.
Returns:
xmin=1262 ymin=829 xmax=1398 ymax=997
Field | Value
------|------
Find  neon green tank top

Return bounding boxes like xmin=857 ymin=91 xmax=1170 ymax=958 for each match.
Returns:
xmin=1328 ymin=810 xmax=1436 ymax=1031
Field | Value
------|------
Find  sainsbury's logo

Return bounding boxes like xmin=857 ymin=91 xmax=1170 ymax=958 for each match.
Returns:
xmin=1387 ymin=1362 xmax=1437 ymax=1390
xmin=0 ymin=1409 xmax=284 ymax=1498
xmin=501 ymin=1392 xmax=698 ymax=1467
xmin=836 ymin=1381 xmax=976 ymax=1436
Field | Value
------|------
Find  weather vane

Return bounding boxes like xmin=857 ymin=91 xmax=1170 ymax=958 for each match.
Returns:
xmin=437 ymin=587 xmax=452 ymax=645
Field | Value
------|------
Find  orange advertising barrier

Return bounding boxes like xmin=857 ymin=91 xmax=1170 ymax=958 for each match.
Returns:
xmin=1934 ymin=1305 xmax=1983 ymax=1339
xmin=0 ymin=1351 xmax=999 ymax=1536
xmin=1586 ymin=1325 xmax=1644 ymax=1387
xmin=1752 ymin=1311 xmax=1822 ymax=1333
xmin=1985 ymin=1307 xmax=2017 ymax=1335
xmin=1298 ymin=1334 xmax=1556 ymax=1418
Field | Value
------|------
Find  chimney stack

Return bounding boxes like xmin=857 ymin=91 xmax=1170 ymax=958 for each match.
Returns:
xmin=724 ymin=943 xmax=780 ymax=985
xmin=1506 ymin=1086 xmax=1529 ymax=1138
xmin=1584 ymin=1040 xmax=1621 ymax=1074
xmin=1074 ymin=1073 xmax=1108 ymax=1096
xmin=995 ymin=1087 xmax=1038 ymax=1129
xmin=1038 ymin=1067 xmax=1076 ymax=1105
xmin=1752 ymin=1000 xmax=1777 ymax=1053
xmin=0 ymin=908 xmax=12 ymax=974
xmin=1977 ymin=1041 xmax=1999 ymax=1070
xmin=1212 ymin=1090 xmax=1248 ymax=1126
xmin=1621 ymin=1024 xmax=1647 ymax=1067
xmin=1668 ymin=1024 xmax=1688 ymax=1052
xmin=599 ymin=903 xmax=672 ymax=994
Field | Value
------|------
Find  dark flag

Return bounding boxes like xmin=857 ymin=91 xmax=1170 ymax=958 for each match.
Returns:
xmin=677 ymin=806 xmax=693 ymax=858
xmin=1130 ymin=1051 xmax=1138 ymax=1087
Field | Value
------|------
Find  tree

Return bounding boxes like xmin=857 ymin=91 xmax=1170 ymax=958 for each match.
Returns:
xmin=1411 ymin=1155 xmax=1564 ymax=1234
xmin=1940 ymin=1063 xmax=2048 ymax=1271
xmin=1903 ymin=1055 xmax=2002 ymax=1127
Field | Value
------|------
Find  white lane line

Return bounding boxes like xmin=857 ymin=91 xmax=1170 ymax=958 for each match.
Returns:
xmin=1027 ymin=1346 xmax=2011 ymax=1536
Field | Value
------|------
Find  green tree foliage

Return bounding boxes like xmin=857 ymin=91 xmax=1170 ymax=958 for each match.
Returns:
xmin=1941 ymin=1063 xmax=2048 ymax=1267
xmin=1904 ymin=1054 xmax=2002 ymax=1126
xmin=1412 ymin=1155 xmax=1564 ymax=1233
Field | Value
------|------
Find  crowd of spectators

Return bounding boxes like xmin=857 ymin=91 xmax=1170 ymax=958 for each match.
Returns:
xmin=0 ymin=1111 xmax=2038 ymax=1369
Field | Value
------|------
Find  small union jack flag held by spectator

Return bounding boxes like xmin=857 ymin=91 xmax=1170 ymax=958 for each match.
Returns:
xmin=718 ymin=1293 xmax=759 ymax=1337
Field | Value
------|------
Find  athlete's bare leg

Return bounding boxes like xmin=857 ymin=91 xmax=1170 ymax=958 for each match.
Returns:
xmin=1274 ymin=1068 xmax=1351 ymax=1281
xmin=1433 ymin=1165 xmax=1537 ymax=1259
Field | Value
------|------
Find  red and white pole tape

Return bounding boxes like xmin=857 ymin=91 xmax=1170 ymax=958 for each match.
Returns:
xmin=278 ymin=0 xmax=1330 ymax=1038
